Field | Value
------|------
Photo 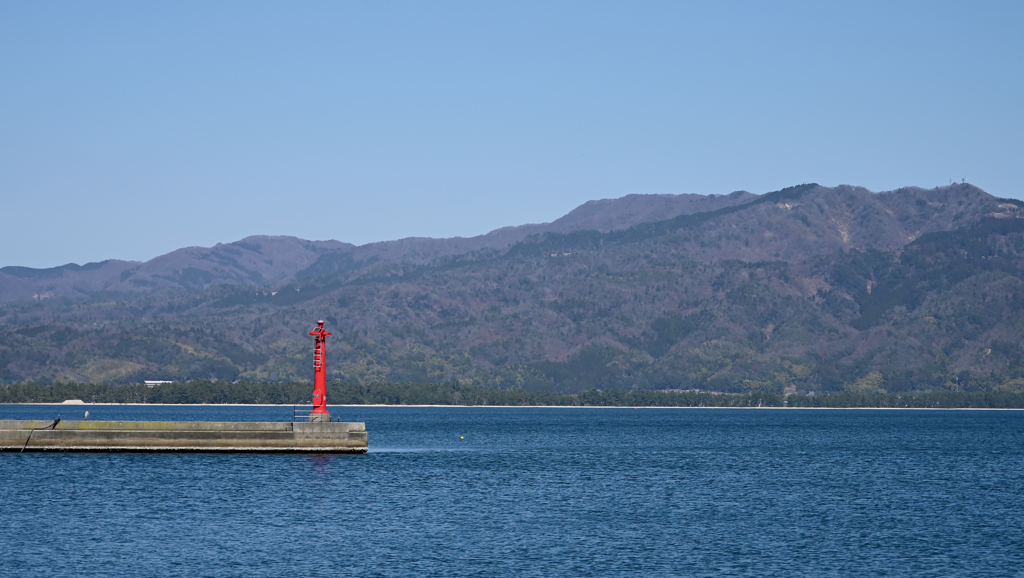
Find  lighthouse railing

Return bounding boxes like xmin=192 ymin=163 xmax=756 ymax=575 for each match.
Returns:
xmin=292 ymin=405 xmax=313 ymax=422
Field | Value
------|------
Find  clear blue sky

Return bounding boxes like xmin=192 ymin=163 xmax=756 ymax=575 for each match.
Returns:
xmin=2 ymin=1 xmax=1022 ymax=268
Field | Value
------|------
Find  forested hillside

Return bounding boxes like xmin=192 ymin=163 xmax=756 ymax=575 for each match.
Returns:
xmin=3 ymin=183 xmax=1024 ymax=395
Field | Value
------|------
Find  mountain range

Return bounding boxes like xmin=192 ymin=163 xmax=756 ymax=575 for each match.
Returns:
xmin=3 ymin=182 xmax=1024 ymax=395
xmin=0 ymin=191 xmax=754 ymax=301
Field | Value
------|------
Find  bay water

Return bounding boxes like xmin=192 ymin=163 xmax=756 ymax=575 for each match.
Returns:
xmin=2 ymin=405 xmax=1023 ymax=576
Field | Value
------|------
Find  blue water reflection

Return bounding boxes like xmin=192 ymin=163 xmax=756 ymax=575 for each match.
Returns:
xmin=2 ymin=405 xmax=1023 ymax=576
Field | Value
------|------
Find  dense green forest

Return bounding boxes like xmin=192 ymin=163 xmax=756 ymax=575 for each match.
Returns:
xmin=3 ymin=380 xmax=1024 ymax=409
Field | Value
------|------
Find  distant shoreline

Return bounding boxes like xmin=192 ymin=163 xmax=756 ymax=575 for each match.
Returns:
xmin=5 ymin=383 xmax=1024 ymax=409
xmin=3 ymin=402 xmax=1023 ymax=411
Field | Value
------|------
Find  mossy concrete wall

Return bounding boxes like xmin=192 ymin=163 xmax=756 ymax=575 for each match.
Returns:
xmin=0 ymin=420 xmax=367 ymax=453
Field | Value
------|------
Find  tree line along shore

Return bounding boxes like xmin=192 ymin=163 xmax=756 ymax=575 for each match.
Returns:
xmin=2 ymin=381 xmax=1024 ymax=409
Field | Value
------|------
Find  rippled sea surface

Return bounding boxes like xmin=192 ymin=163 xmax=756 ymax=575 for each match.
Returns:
xmin=2 ymin=405 xmax=1024 ymax=577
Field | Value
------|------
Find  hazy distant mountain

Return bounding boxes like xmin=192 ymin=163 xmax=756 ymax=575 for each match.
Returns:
xmin=3 ymin=183 xmax=1024 ymax=395
xmin=299 ymin=190 xmax=759 ymax=276
xmin=0 ymin=237 xmax=350 ymax=303
xmin=0 ymin=190 xmax=757 ymax=302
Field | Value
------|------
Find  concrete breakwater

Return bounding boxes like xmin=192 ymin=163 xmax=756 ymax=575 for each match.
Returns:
xmin=0 ymin=419 xmax=367 ymax=453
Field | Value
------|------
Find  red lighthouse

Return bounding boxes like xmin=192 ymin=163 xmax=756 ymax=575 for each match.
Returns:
xmin=309 ymin=320 xmax=332 ymax=422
